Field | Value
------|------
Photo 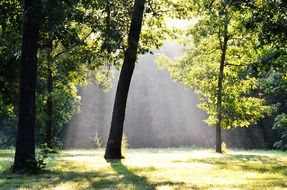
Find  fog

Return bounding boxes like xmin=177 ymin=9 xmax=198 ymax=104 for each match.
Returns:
xmin=64 ymin=41 xmax=269 ymax=149
xmin=64 ymin=41 xmax=212 ymax=148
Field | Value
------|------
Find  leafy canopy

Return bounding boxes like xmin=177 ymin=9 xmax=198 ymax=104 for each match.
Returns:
xmin=157 ymin=0 xmax=269 ymax=129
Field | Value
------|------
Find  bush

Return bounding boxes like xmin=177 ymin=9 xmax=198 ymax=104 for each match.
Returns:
xmin=122 ymin=134 xmax=129 ymax=155
xmin=91 ymin=132 xmax=103 ymax=150
xmin=222 ymin=142 xmax=228 ymax=153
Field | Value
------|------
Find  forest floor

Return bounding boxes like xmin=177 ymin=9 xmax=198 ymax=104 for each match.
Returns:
xmin=0 ymin=148 xmax=287 ymax=189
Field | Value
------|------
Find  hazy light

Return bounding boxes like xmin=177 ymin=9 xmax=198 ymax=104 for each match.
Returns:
xmin=64 ymin=39 xmax=266 ymax=149
xmin=64 ymin=40 xmax=210 ymax=149
xmin=165 ymin=18 xmax=198 ymax=29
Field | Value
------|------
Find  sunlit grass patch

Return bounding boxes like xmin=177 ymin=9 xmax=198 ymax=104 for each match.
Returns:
xmin=0 ymin=149 xmax=14 ymax=172
xmin=0 ymin=148 xmax=287 ymax=189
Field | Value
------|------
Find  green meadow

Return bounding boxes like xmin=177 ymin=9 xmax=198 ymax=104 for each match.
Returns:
xmin=1 ymin=149 xmax=287 ymax=190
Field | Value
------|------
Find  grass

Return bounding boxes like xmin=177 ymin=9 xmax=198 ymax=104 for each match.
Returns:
xmin=1 ymin=148 xmax=287 ymax=189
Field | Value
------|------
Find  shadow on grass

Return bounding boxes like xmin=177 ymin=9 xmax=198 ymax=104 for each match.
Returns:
xmin=0 ymin=160 xmax=182 ymax=190
xmin=107 ymin=160 xmax=184 ymax=189
xmin=187 ymin=154 xmax=287 ymax=175
xmin=108 ymin=160 xmax=156 ymax=189
xmin=169 ymin=153 xmax=287 ymax=189
xmin=230 ymin=154 xmax=287 ymax=176
xmin=0 ymin=170 xmax=109 ymax=190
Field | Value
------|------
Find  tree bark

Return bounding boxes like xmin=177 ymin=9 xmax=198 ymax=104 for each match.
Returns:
xmin=216 ymin=21 xmax=228 ymax=153
xmin=46 ymin=50 xmax=53 ymax=149
xmin=104 ymin=0 xmax=146 ymax=159
xmin=12 ymin=0 xmax=40 ymax=172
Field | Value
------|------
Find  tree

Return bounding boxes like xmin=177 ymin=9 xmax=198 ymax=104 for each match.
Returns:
xmin=105 ymin=0 xmax=146 ymax=159
xmin=12 ymin=0 xmax=81 ymax=171
xmin=244 ymin=0 xmax=287 ymax=149
xmin=0 ymin=0 xmax=22 ymax=146
xmin=35 ymin=0 xmax=123 ymax=148
xmin=157 ymin=0 xmax=269 ymax=153
xmin=12 ymin=0 xmax=41 ymax=172
xmin=36 ymin=0 xmax=85 ymax=148
xmin=263 ymin=72 xmax=287 ymax=150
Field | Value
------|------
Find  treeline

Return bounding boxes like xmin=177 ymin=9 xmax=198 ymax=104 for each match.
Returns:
xmin=1 ymin=0 xmax=175 ymax=172
xmin=0 ymin=0 xmax=286 ymax=172
xmin=157 ymin=0 xmax=287 ymax=152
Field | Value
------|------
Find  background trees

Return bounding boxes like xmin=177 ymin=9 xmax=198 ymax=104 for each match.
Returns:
xmin=247 ymin=0 xmax=287 ymax=150
xmin=0 ymin=0 xmax=286 ymax=166
xmin=157 ymin=0 xmax=270 ymax=152
xmin=0 ymin=0 xmax=22 ymax=146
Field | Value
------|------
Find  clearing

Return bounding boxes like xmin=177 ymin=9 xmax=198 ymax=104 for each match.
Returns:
xmin=0 ymin=148 xmax=287 ymax=189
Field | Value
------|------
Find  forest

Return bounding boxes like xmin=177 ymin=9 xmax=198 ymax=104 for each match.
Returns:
xmin=0 ymin=0 xmax=287 ymax=189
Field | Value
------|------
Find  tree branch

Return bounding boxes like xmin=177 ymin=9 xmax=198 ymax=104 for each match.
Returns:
xmin=225 ymin=62 xmax=247 ymax=67
xmin=53 ymin=30 xmax=93 ymax=60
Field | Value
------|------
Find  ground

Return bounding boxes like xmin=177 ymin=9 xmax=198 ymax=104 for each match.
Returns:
xmin=0 ymin=148 xmax=287 ymax=189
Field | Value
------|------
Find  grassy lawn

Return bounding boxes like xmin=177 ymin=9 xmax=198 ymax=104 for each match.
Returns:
xmin=1 ymin=148 xmax=287 ymax=189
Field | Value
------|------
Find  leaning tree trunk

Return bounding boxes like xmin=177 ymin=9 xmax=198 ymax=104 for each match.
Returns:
xmin=12 ymin=0 xmax=40 ymax=172
xmin=45 ymin=50 xmax=53 ymax=149
xmin=216 ymin=22 xmax=228 ymax=153
xmin=104 ymin=0 xmax=146 ymax=159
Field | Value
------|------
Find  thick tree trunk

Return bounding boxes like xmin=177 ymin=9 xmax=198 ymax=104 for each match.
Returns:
xmin=46 ymin=52 xmax=53 ymax=148
xmin=104 ymin=0 xmax=146 ymax=159
xmin=216 ymin=22 xmax=228 ymax=153
xmin=12 ymin=0 xmax=40 ymax=172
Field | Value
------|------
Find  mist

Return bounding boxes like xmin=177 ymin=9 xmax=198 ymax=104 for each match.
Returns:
xmin=64 ymin=41 xmax=270 ymax=149
xmin=64 ymin=41 xmax=211 ymax=148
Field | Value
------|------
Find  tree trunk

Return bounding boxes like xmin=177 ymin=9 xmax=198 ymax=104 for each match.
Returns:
xmin=216 ymin=22 xmax=228 ymax=153
xmin=104 ymin=0 xmax=146 ymax=159
xmin=46 ymin=51 xmax=53 ymax=148
xmin=12 ymin=0 xmax=40 ymax=172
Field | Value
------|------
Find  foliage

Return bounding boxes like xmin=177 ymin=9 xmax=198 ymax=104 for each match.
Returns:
xmin=91 ymin=132 xmax=103 ymax=150
xmin=24 ymin=144 xmax=58 ymax=173
xmin=36 ymin=82 xmax=81 ymax=145
xmin=221 ymin=142 xmax=228 ymax=153
xmin=0 ymin=101 xmax=17 ymax=146
xmin=121 ymin=134 xmax=129 ymax=156
xmin=245 ymin=0 xmax=287 ymax=47
xmin=157 ymin=0 xmax=269 ymax=130
xmin=0 ymin=0 xmax=173 ymax=150
xmin=0 ymin=0 xmax=22 ymax=146
xmin=245 ymin=0 xmax=287 ymax=149
xmin=36 ymin=144 xmax=58 ymax=169
xmin=273 ymin=114 xmax=287 ymax=150
xmin=0 ymin=0 xmax=286 ymax=151
xmin=262 ymin=71 xmax=287 ymax=150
